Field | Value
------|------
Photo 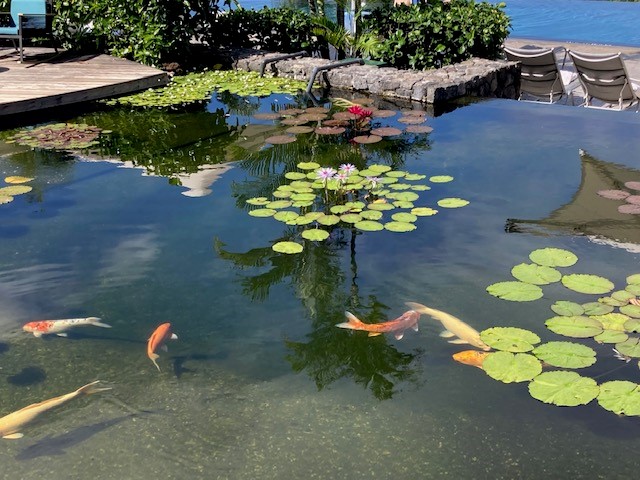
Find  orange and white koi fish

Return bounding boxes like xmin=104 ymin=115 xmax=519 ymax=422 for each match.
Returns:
xmin=452 ymin=350 xmax=490 ymax=369
xmin=405 ymin=302 xmax=491 ymax=351
xmin=0 ymin=380 xmax=111 ymax=439
xmin=336 ymin=310 xmax=420 ymax=340
xmin=22 ymin=317 xmax=112 ymax=338
xmin=147 ymin=322 xmax=178 ymax=371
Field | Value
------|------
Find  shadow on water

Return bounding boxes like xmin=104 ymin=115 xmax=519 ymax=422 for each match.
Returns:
xmin=0 ymin=342 xmax=9 ymax=355
xmin=171 ymin=352 xmax=229 ymax=379
xmin=7 ymin=366 xmax=47 ymax=386
xmin=15 ymin=414 xmax=137 ymax=461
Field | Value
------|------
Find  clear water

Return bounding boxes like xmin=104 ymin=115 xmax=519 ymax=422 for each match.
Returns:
xmin=0 ymin=94 xmax=640 ymax=478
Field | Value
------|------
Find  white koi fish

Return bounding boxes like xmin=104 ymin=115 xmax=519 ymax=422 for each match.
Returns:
xmin=405 ymin=302 xmax=491 ymax=351
xmin=0 ymin=380 xmax=111 ymax=439
xmin=22 ymin=317 xmax=112 ymax=337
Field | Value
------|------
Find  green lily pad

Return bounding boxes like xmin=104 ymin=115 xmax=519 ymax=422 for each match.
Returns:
xmin=615 ymin=337 xmax=640 ymax=358
xmin=612 ymin=290 xmax=634 ymax=303
xmin=303 ymin=212 xmax=325 ymax=221
xmin=388 ymin=183 xmax=412 ymax=191
xmin=545 ymin=316 xmax=603 ymax=338
xmin=340 ymin=213 xmax=363 ymax=224
xmin=345 ymin=201 xmax=365 ymax=211
xmin=290 ymin=193 xmax=316 ymax=202
xmin=384 ymin=221 xmax=417 ymax=232
xmin=355 ymin=220 xmax=384 ymax=231
xmin=529 ymin=247 xmax=578 ymax=267
xmin=266 ymin=200 xmax=293 ymax=209
xmin=590 ymin=313 xmax=630 ymax=331
xmin=597 ymin=381 xmax=640 ymax=416
xmin=391 ymin=212 xmax=417 ymax=223
xmin=551 ymin=301 xmax=584 ymax=316
xmin=627 ymin=273 xmax=640 ymax=285
xmin=316 ymin=215 xmax=340 ymax=226
xmin=392 ymin=201 xmax=415 ymax=209
xmin=0 ymin=185 xmax=32 ymax=196
xmin=385 ymin=170 xmax=407 ymax=178
xmin=273 ymin=211 xmax=299 ymax=222
xmin=429 ymin=175 xmax=454 ymax=183
xmin=405 ymin=173 xmax=427 ymax=181
xmin=483 ymin=352 xmax=542 ymax=383
xmin=294 ymin=216 xmax=315 ymax=225
xmin=625 ymin=284 xmax=640 ymax=295
xmin=410 ymin=185 xmax=431 ymax=191
xmin=4 ymin=176 xmax=33 ymax=184
xmin=532 ymin=342 xmax=597 ymax=368
xmin=367 ymin=202 xmax=395 ymax=211
xmin=599 ymin=296 xmax=627 ymax=307
xmin=594 ymin=330 xmax=628 ymax=344
xmin=273 ymin=190 xmax=292 ymax=199
xmin=248 ymin=208 xmax=277 ymax=217
xmin=272 ymin=241 xmax=304 ymax=254
xmin=528 ymin=371 xmax=599 ymax=407
xmin=624 ymin=318 xmax=640 ymax=333
xmin=368 ymin=164 xmax=392 ymax=173
xmin=246 ymin=197 xmax=269 ymax=206
xmin=486 ymin=281 xmax=544 ymax=302
xmin=330 ymin=205 xmax=351 ymax=214
xmin=297 ymin=162 xmax=320 ymax=170
xmin=562 ymin=274 xmax=614 ymax=295
xmin=301 ymin=229 xmax=330 ymax=241
xmin=359 ymin=210 xmax=383 ymax=220
xmin=0 ymin=195 xmax=13 ymax=204
xmin=511 ymin=263 xmax=561 ymax=285
xmin=582 ymin=302 xmax=614 ymax=315
xmin=411 ymin=207 xmax=438 ymax=216
xmin=437 ymin=197 xmax=469 ymax=208
xmin=480 ymin=327 xmax=541 ymax=352
xmin=285 ymin=172 xmax=307 ymax=180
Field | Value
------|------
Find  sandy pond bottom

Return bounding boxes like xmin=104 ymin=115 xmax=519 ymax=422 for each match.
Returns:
xmin=0 ymin=98 xmax=639 ymax=479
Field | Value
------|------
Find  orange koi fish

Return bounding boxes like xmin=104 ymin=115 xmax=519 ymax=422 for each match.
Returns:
xmin=452 ymin=350 xmax=490 ymax=369
xmin=23 ymin=317 xmax=112 ymax=338
xmin=147 ymin=322 xmax=178 ymax=371
xmin=336 ymin=310 xmax=420 ymax=340
xmin=0 ymin=380 xmax=111 ymax=439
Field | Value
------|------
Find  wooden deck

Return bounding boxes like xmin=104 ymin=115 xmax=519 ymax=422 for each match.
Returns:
xmin=0 ymin=47 xmax=170 ymax=117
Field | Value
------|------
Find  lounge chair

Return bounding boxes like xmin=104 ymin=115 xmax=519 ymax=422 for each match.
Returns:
xmin=0 ymin=0 xmax=56 ymax=62
xmin=504 ymin=45 xmax=578 ymax=104
xmin=567 ymin=50 xmax=640 ymax=111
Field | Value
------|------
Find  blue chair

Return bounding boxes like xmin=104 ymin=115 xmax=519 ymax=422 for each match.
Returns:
xmin=0 ymin=0 xmax=56 ymax=62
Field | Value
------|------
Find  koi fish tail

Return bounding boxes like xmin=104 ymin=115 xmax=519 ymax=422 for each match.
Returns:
xmin=75 ymin=380 xmax=112 ymax=396
xmin=87 ymin=317 xmax=112 ymax=329
xmin=149 ymin=353 xmax=162 ymax=372
xmin=336 ymin=311 xmax=365 ymax=330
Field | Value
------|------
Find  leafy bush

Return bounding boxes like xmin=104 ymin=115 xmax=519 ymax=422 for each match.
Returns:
xmin=207 ymin=7 xmax=317 ymax=53
xmin=362 ymin=0 xmax=510 ymax=70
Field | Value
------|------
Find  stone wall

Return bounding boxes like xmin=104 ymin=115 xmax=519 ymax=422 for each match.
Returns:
xmin=230 ymin=49 xmax=520 ymax=104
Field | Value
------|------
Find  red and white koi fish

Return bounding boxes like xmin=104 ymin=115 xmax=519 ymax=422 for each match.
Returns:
xmin=336 ymin=310 xmax=420 ymax=340
xmin=147 ymin=322 xmax=178 ymax=371
xmin=0 ymin=380 xmax=111 ymax=439
xmin=22 ymin=317 xmax=112 ymax=338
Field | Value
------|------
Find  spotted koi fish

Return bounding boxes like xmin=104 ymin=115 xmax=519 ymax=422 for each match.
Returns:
xmin=336 ymin=310 xmax=420 ymax=340
xmin=22 ymin=317 xmax=112 ymax=337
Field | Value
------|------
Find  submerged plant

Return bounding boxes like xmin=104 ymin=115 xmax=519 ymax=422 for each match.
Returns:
xmin=7 ymin=123 xmax=108 ymax=150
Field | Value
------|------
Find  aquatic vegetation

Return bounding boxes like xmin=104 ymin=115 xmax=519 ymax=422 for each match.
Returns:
xmin=105 ymin=70 xmax=308 ymax=109
xmin=0 ymin=176 xmax=34 ymax=206
xmin=6 ymin=123 xmax=108 ymax=150
xmin=597 ymin=178 xmax=640 ymax=214
xmin=468 ymin=247 xmax=640 ymax=415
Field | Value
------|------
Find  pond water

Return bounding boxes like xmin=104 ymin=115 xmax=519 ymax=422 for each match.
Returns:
xmin=0 ymin=94 xmax=640 ymax=479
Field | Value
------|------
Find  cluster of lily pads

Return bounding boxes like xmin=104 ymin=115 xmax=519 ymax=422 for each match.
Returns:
xmin=105 ymin=70 xmax=308 ymax=109
xmin=466 ymin=247 xmax=640 ymax=415
xmin=597 ymin=180 xmax=640 ymax=214
xmin=245 ymin=161 xmax=469 ymax=254
xmin=259 ymin=97 xmax=434 ymax=146
xmin=6 ymin=123 xmax=109 ymax=150
xmin=0 ymin=175 xmax=33 ymax=205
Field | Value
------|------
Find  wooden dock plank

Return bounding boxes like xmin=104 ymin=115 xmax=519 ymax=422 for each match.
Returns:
xmin=0 ymin=47 xmax=170 ymax=116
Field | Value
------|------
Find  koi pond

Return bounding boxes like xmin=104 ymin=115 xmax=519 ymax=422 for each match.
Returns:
xmin=0 ymin=85 xmax=640 ymax=479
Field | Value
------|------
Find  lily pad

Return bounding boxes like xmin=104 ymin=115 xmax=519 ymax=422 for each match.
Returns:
xmin=340 ymin=213 xmax=363 ymax=224
xmin=429 ymin=175 xmax=453 ymax=183
xmin=384 ymin=221 xmax=417 ymax=232
xmin=301 ymin=229 xmax=330 ymax=241
xmin=545 ymin=315 xmax=603 ymax=338
xmin=533 ymin=342 xmax=597 ymax=368
xmin=285 ymin=172 xmax=307 ymax=180
xmin=612 ymin=290 xmax=634 ymax=303
xmin=297 ymin=161 xmax=321 ymax=170
xmin=367 ymin=202 xmax=395 ymax=211
xmin=405 ymin=125 xmax=433 ymax=134
xmin=620 ymin=304 xmax=640 ymax=318
xmin=511 ymin=263 xmax=561 ymax=285
xmin=597 ymin=189 xmax=630 ymax=200
xmin=273 ymin=211 xmax=299 ymax=222
xmin=317 ymin=215 xmax=341 ymax=226
xmin=627 ymin=273 xmax=640 ymax=285
xmin=272 ymin=241 xmax=304 ymax=254
xmin=590 ymin=313 xmax=630 ymax=331
xmin=371 ymin=127 xmax=402 ymax=137
xmin=266 ymin=200 xmax=293 ymax=209
xmin=551 ymin=301 xmax=584 ymax=316
xmin=562 ymin=274 xmax=614 ymax=295
xmin=354 ymin=220 xmax=384 ymax=231
xmin=615 ymin=337 xmax=640 ymax=358
xmin=483 ymin=352 xmax=542 ymax=383
xmin=393 ymin=192 xmax=419 ymax=202
xmin=594 ymin=330 xmax=629 ymax=344
xmin=0 ymin=185 xmax=32 ymax=196
xmin=582 ymin=302 xmax=614 ymax=316
xmin=368 ymin=164 xmax=392 ymax=174
xmin=529 ymin=247 xmax=578 ymax=267
xmin=265 ymin=135 xmax=296 ymax=145
xmin=405 ymin=173 xmax=427 ymax=181
xmin=360 ymin=210 xmax=383 ymax=220
xmin=480 ymin=327 xmax=541 ymax=352
xmin=411 ymin=207 xmax=438 ymax=217
xmin=528 ymin=371 xmax=599 ymax=407
xmin=486 ymin=281 xmax=544 ymax=302
xmin=391 ymin=212 xmax=417 ymax=223
xmin=0 ymin=195 xmax=13 ymax=204
xmin=246 ymin=197 xmax=269 ymax=206
xmin=4 ymin=176 xmax=33 ymax=184
xmin=597 ymin=381 xmax=640 ymax=416
xmin=248 ymin=208 xmax=276 ymax=217
xmin=437 ymin=198 xmax=469 ymax=208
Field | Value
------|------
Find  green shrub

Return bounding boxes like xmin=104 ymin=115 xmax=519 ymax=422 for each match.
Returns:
xmin=362 ymin=0 xmax=510 ymax=70
xmin=207 ymin=7 xmax=317 ymax=53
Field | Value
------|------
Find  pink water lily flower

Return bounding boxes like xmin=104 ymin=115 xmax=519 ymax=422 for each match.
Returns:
xmin=366 ymin=176 xmax=380 ymax=188
xmin=347 ymin=105 xmax=373 ymax=118
xmin=339 ymin=163 xmax=358 ymax=175
xmin=316 ymin=167 xmax=338 ymax=182
xmin=334 ymin=172 xmax=349 ymax=184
